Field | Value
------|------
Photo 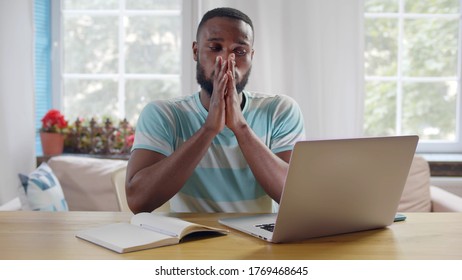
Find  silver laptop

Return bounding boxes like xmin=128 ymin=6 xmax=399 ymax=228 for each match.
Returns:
xmin=219 ymin=135 xmax=419 ymax=243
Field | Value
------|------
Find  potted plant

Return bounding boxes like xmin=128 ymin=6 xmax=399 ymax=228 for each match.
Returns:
xmin=40 ymin=109 xmax=68 ymax=156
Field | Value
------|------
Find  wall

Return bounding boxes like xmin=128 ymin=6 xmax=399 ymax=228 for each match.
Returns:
xmin=0 ymin=0 xmax=36 ymax=205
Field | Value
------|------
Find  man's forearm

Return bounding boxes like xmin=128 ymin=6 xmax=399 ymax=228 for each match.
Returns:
xmin=127 ymin=126 xmax=217 ymax=213
xmin=233 ymin=124 xmax=289 ymax=203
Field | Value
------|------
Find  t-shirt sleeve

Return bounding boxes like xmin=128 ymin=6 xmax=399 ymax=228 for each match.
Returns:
xmin=131 ymin=101 xmax=175 ymax=156
xmin=270 ymin=95 xmax=305 ymax=153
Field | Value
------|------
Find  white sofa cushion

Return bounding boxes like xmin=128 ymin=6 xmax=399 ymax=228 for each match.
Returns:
xmin=398 ymin=156 xmax=432 ymax=212
xmin=430 ymin=186 xmax=462 ymax=212
xmin=47 ymin=155 xmax=127 ymax=211
xmin=0 ymin=197 xmax=21 ymax=211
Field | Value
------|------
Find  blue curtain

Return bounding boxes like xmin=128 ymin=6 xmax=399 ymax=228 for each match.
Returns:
xmin=34 ymin=0 xmax=52 ymax=155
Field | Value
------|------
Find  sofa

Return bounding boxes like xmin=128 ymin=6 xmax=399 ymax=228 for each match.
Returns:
xmin=398 ymin=156 xmax=462 ymax=212
xmin=1 ymin=155 xmax=462 ymax=212
xmin=0 ymin=155 xmax=127 ymax=211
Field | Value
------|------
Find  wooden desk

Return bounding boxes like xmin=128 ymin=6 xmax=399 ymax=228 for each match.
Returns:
xmin=1 ymin=211 xmax=461 ymax=260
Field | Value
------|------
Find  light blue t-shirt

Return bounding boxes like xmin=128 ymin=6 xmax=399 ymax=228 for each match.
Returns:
xmin=132 ymin=91 xmax=305 ymax=212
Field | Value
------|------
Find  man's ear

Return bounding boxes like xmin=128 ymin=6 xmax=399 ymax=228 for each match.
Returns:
xmin=192 ymin=41 xmax=198 ymax=61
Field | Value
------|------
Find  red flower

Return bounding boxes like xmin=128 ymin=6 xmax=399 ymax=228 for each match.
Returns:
xmin=126 ymin=134 xmax=135 ymax=147
xmin=41 ymin=109 xmax=68 ymax=133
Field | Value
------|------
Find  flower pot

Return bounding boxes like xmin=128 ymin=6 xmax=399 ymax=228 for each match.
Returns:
xmin=40 ymin=132 xmax=64 ymax=156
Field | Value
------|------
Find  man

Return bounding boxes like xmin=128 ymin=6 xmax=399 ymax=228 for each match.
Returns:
xmin=126 ymin=7 xmax=305 ymax=213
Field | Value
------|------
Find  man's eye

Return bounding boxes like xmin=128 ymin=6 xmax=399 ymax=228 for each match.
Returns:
xmin=209 ymin=46 xmax=221 ymax=52
xmin=234 ymin=48 xmax=247 ymax=56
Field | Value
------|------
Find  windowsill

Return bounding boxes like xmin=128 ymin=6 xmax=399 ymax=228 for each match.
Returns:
xmin=419 ymin=153 xmax=462 ymax=177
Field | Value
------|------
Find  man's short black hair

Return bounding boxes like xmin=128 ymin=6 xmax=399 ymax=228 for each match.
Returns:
xmin=196 ymin=7 xmax=254 ymax=40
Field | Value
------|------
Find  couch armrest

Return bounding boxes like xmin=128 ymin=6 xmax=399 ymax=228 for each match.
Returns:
xmin=430 ymin=186 xmax=462 ymax=212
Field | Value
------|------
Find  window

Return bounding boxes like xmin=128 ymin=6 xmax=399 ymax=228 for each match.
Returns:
xmin=363 ymin=0 xmax=461 ymax=152
xmin=57 ymin=0 xmax=183 ymax=125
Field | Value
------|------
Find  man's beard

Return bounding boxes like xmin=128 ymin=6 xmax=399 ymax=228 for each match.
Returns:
xmin=196 ymin=60 xmax=251 ymax=97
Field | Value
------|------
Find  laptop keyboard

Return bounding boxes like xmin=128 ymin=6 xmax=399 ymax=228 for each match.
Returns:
xmin=255 ymin=223 xmax=275 ymax=232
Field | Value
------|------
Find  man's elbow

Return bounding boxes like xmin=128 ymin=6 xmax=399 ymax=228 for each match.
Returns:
xmin=125 ymin=183 xmax=148 ymax=214
xmin=126 ymin=193 xmax=144 ymax=214
xmin=126 ymin=185 xmax=165 ymax=214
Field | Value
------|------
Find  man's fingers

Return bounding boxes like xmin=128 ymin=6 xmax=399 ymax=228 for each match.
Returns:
xmin=226 ymin=71 xmax=235 ymax=94
xmin=228 ymin=53 xmax=236 ymax=79
xmin=214 ymin=56 xmax=221 ymax=74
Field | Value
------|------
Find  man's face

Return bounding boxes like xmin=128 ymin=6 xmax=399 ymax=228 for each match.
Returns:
xmin=193 ymin=17 xmax=254 ymax=96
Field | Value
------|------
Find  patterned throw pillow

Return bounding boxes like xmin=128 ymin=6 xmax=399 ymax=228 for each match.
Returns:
xmin=18 ymin=162 xmax=69 ymax=211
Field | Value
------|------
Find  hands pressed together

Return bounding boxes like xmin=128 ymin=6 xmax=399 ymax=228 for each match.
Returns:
xmin=205 ymin=53 xmax=247 ymax=135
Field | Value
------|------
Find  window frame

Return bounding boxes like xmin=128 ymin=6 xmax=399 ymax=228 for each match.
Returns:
xmin=35 ymin=0 xmax=53 ymax=155
xmin=364 ymin=1 xmax=462 ymax=153
xmin=50 ymin=0 xmax=197 ymax=124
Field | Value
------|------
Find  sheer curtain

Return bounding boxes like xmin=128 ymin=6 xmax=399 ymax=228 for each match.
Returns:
xmin=0 ymin=0 xmax=36 ymax=205
xmin=195 ymin=0 xmax=364 ymax=139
